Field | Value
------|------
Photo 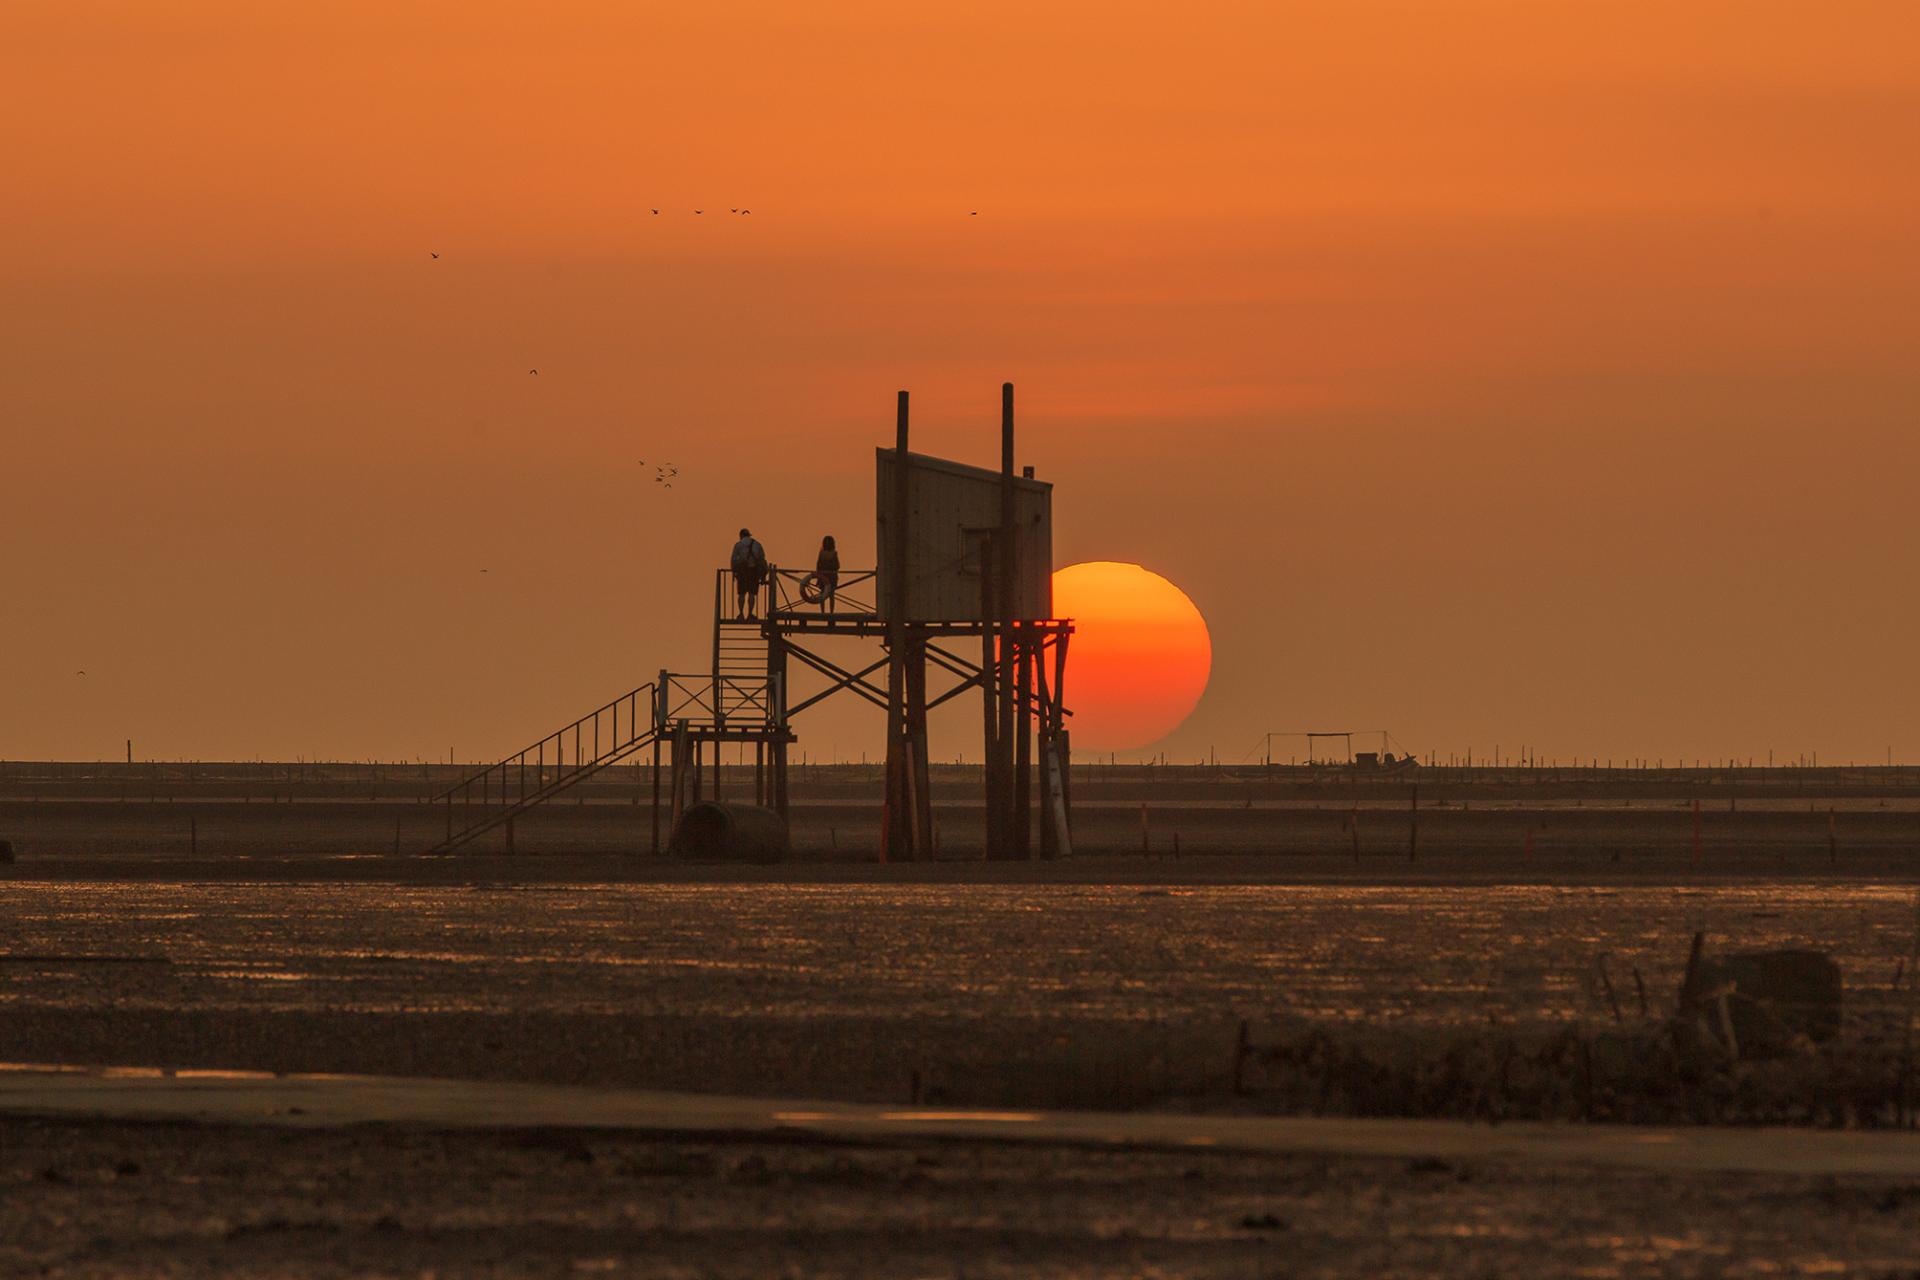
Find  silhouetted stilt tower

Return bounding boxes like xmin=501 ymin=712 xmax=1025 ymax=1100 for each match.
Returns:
xmin=427 ymin=383 xmax=1071 ymax=860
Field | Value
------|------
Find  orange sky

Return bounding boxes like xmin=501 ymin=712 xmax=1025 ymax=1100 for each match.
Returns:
xmin=4 ymin=1 xmax=1919 ymax=764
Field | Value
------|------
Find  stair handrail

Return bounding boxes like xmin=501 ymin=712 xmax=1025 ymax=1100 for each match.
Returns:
xmin=430 ymin=681 xmax=657 ymax=809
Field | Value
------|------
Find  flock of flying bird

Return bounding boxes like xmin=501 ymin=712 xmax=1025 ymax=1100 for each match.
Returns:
xmin=428 ymin=213 xmax=968 ymax=573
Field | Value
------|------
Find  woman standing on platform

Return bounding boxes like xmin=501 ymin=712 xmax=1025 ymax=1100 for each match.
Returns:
xmin=814 ymin=535 xmax=840 ymax=611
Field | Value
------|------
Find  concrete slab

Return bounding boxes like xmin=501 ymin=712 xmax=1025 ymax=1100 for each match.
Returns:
xmin=3 ymin=1063 xmax=1915 ymax=1176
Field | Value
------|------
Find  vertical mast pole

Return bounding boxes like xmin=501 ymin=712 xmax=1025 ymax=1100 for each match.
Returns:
xmin=994 ymin=382 xmax=1018 ymax=858
xmin=884 ymin=390 xmax=913 ymax=860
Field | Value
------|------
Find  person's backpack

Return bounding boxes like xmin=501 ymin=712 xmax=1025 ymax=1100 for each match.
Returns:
xmin=732 ymin=539 xmax=765 ymax=573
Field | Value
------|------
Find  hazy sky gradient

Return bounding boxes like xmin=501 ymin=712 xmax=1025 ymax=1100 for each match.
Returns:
xmin=5 ymin=1 xmax=1918 ymax=764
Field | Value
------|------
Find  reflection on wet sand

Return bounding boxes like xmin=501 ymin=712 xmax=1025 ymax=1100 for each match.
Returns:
xmin=0 ymin=882 xmax=1905 ymax=1026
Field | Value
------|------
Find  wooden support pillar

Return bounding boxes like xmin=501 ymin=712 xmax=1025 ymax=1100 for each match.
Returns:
xmin=1053 ymin=631 xmax=1072 ymax=848
xmin=885 ymin=641 xmax=908 ymax=860
xmin=1037 ymin=635 xmax=1055 ymax=861
xmin=1055 ymin=728 xmax=1073 ymax=853
xmin=768 ymin=639 xmax=790 ymax=821
xmin=1014 ymin=624 xmax=1032 ymax=859
xmin=772 ymin=740 xmax=789 ymax=820
xmin=669 ymin=721 xmax=691 ymax=825
xmin=980 ymin=536 xmax=1000 ymax=859
xmin=906 ymin=628 xmax=934 ymax=858
xmin=650 ymin=735 xmax=662 ymax=855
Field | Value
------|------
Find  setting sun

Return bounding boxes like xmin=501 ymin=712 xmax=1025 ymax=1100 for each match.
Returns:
xmin=1051 ymin=562 xmax=1211 ymax=753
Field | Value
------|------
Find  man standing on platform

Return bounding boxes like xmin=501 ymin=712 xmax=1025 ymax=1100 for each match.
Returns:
xmin=730 ymin=527 xmax=767 ymax=620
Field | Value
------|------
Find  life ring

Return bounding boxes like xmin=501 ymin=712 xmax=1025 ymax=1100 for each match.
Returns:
xmin=799 ymin=573 xmax=828 ymax=603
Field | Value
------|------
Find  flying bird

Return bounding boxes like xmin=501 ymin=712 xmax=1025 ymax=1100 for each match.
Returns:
xmin=694 ymin=209 xmax=703 ymax=214
xmin=430 ymin=251 xmax=440 ymax=259
xmin=76 ymin=670 xmax=86 ymax=676
xmin=730 ymin=208 xmax=737 ymax=213
xmin=650 ymin=209 xmax=659 ymax=215
xmin=529 ymin=369 xmax=538 ymax=376
xmin=969 ymin=211 xmax=978 ymax=216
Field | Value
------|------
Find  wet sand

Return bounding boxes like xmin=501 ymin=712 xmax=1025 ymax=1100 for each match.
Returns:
xmin=8 ymin=1110 xmax=1920 ymax=1278
xmin=1 ymin=879 xmax=1914 ymax=1113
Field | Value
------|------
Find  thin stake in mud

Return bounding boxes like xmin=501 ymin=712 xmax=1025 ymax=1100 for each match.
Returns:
xmin=1595 ymin=954 xmax=1623 ymax=1023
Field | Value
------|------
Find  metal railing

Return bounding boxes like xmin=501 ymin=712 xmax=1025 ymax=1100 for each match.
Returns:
xmin=428 ymin=682 xmax=658 ymax=853
xmin=770 ymin=566 xmax=878 ymax=617
xmin=713 ymin=566 xmax=879 ymax=621
xmin=663 ymin=671 xmax=779 ymax=728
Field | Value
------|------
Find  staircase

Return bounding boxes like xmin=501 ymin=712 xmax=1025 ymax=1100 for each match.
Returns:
xmin=427 ymin=568 xmax=796 ymax=856
xmin=428 ymin=683 xmax=659 ymax=853
xmin=713 ymin=622 xmax=772 ymax=726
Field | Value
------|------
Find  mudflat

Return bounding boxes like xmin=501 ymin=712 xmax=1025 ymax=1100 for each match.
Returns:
xmin=8 ymin=1113 xmax=1920 ymax=1278
xmin=1 ymin=878 xmax=1915 ymax=1121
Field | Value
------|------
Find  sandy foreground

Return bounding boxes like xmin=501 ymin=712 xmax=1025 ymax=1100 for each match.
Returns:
xmin=6 ymin=1070 xmax=1920 ymax=1279
xmin=4 ymin=872 xmax=1920 ymax=1276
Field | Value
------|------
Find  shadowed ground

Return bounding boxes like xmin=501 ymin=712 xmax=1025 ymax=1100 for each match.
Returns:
xmin=7 ymin=1107 xmax=1920 ymax=1279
